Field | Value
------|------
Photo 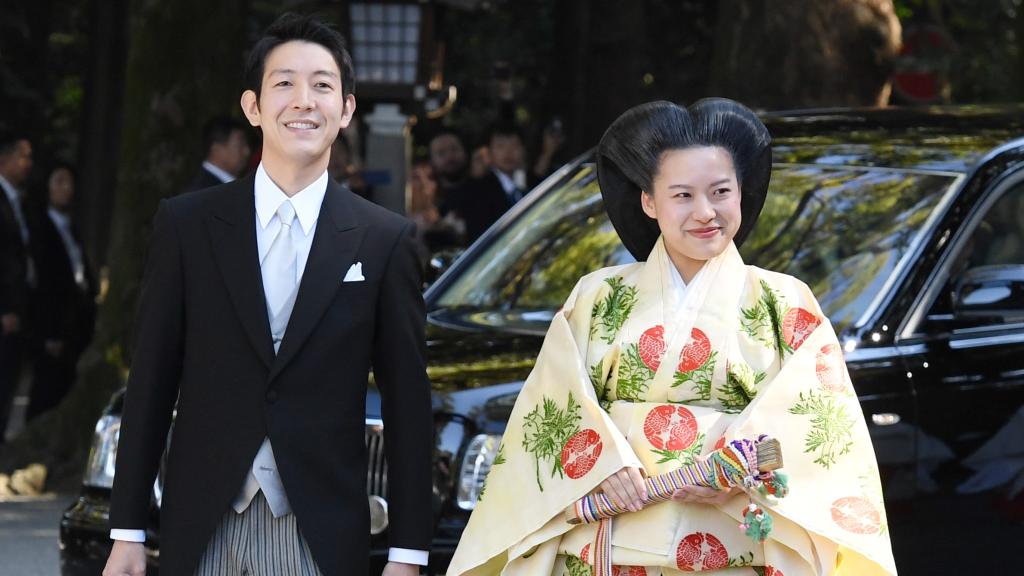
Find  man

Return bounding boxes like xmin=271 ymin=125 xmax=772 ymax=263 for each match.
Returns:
xmin=27 ymin=163 xmax=96 ymax=421
xmin=104 ymin=14 xmax=433 ymax=576
xmin=0 ymin=130 xmax=33 ymax=443
xmin=327 ymin=134 xmax=370 ymax=199
xmin=427 ymin=130 xmax=468 ymax=209
xmin=448 ymin=124 xmax=526 ymax=244
xmin=185 ymin=116 xmax=252 ymax=192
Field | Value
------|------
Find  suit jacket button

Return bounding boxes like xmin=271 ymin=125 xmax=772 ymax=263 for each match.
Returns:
xmin=266 ymin=390 xmax=279 ymax=403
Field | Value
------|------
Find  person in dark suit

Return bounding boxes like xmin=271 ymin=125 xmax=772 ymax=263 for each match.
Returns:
xmin=26 ymin=162 xmax=96 ymax=421
xmin=448 ymin=124 xmax=527 ymax=244
xmin=184 ymin=116 xmax=252 ymax=192
xmin=0 ymin=129 xmax=34 ymax=444
xmin=103 ymin=14 xmax=433 ymax=576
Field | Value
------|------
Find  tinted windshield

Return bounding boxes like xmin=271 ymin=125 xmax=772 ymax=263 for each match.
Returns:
xmin=433 ymin=160 xmax=960 ymax=333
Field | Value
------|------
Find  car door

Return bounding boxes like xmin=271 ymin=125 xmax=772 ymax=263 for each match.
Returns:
xmin=900 ymin=167 xmax=1024 ymax=466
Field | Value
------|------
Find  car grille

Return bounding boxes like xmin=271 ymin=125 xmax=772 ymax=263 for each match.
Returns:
xmin=153 ymin=419 xmax=388 ymax=505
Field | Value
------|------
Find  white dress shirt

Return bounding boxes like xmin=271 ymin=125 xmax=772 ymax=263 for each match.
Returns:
xmin=492 ymin=168 xmax=524 ymax=204
xmin=112 ymin=163 xmax=428 ymax=566
xmin=202 ymin=160 xmax=236 ymax=184
xmin=47 ymin=208 xmax=88 ymax=290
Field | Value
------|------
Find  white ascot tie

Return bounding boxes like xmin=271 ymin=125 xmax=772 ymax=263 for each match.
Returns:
xmin=234 ymin=199 xmax=300 ymax=518
xmin=263 ymin=200 xmax=299 ymax=354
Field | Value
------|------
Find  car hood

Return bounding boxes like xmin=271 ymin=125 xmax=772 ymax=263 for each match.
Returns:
xmin=365 ymin=308 xmax=546 ymax=426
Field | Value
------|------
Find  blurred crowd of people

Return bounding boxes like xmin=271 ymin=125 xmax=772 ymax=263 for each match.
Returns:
xmin=0 ymin=129 xmax=97 ymax=442
xmin=408 ymin=118 xmax=567 ymax=256
xmin=0 ymin=108 xmax=564 ymax=440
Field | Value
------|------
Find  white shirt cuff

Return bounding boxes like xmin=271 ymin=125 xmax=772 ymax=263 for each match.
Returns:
xmin=110 ymin=529 xmax=146 ymax=543
xmin=388 ymin=547 xmax=429 ymax=566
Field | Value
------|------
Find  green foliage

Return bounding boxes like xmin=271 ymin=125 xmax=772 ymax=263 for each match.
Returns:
xmin=729 ymin=550 xmax=755 ymax=568
xmin=672 ymin=350 xmax=718 ymax=401
xmin=590 ymin=276 xmax=639 ymax=344
xmin=522 ymin=393 xmax=582 ymax=491
xmin=615 ymin=344 xmax=653 ymax=402
xmin=719 ymin=362 xmax=766 ymax=412
xmin=741 ymin=279 xmax=791 ymax=357
xmin=651 ymin=431 xmax=705 ymax=468
xmin=788 ymin=389 xmax=855 ymax=468
xmin=564 ymin=554 xmax=593 ymax=576
xmin=589 ymin=361 xmax=612 ymax=411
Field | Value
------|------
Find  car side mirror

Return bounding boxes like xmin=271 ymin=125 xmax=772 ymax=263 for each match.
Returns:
xmin=423 ymin=248 xmax=465 ymax=289
xmin=952 ymin=265 xmax=1024 ymax=325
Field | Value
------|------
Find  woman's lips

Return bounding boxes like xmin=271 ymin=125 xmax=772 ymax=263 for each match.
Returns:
xmin=687 ymin=227 xmax=721 ymax=239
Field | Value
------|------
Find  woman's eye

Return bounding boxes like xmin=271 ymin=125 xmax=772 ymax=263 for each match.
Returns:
xmin=275 ymin=81 xmax=291 ymax=87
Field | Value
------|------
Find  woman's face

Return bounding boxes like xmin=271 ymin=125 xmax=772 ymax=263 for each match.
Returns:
xmin=48 ymin=167 xmax=74 ymax=209
xmin=640 ymin=146 xmax=741 ymax=281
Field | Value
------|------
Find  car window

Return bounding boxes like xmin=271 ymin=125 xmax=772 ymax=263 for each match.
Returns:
xmin=924 ymin=178 xmax=1024 ymax=329
xmin=433 ymin=160 xmax=959 ymax=334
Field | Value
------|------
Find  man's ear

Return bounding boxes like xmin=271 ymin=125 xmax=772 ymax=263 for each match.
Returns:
xmin=340 ymin=93 xmax=357 ymax=129
xmin=240 ymin=90 xmax=261 ymax=127
xmin=640 ymin=190 xmax=657 ymax=219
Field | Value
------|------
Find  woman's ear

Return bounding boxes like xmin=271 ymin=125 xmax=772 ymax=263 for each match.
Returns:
xmin=640 ymin=190 xmax=657 ymax=219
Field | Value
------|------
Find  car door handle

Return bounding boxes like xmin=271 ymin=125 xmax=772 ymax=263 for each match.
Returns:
xmin=871 ymin=413 xmax=901 ymax=426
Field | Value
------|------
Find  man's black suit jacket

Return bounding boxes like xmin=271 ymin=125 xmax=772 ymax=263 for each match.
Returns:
xmin=449 ymin=171 xmax=516 ymax=244
xmin=184 ymin=166 xmax=226 ymax=193
xmin=109 ymin=175 xmax=434 ymax=576
xmin=28 ymin=210 xmax=96 ymax=354
xmin=0 ymin=189 xmax=29 ymax=319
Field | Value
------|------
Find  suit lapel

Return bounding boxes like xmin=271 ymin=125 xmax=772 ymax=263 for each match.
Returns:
xmin=269 ymin=180 xmax=365 ymax=382
xmin=206 ymin=175 xmax=275 ymax=369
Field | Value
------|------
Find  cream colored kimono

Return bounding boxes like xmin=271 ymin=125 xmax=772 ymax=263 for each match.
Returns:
xmin=447 ymin=238 xmax=897 ymax=576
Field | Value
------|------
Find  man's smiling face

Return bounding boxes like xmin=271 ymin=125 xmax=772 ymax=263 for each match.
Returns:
xmin=243 ymin=40 xmax=355 ymax=170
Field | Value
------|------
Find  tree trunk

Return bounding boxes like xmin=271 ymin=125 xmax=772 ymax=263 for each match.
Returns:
xmin=77 ymin=0 xmax=130 ymax=271
xmin=0 ymin=0 xmax=250 ymax=489
xmin=710 ymin=0 xmax=902 ymax=109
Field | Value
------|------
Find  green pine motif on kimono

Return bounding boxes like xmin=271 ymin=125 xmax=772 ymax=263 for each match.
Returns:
xmin=564 ymin=554 xmax=592 ymax=576
xmin=719 ymin=362 xmax=766 ymax=413
xmin=521 ymin=393 xmax=582 ymax=491
xmin=590 ymin=276 xmax=639 ymax=344
xmin=616 ymin=343 xmax=654 ymax=402
xmin=788 ymin=389 xmax=856 ymax=468
xmin=741 ymin=279 xmax=792 ymax=358
xmin=588 ymin=361 xmax=612 ymax=411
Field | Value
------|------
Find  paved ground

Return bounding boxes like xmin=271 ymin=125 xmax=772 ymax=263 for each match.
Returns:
xmin=0 ymin=493 xmax=75 ymax=576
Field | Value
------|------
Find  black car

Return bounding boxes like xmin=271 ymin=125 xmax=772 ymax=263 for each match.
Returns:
xmin=62 ymin=106 xmax=1024 ymax=575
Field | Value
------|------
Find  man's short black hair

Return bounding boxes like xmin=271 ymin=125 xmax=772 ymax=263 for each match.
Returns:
xmin=202 ymin=116 xmax=247 ymax=156
xmin=0 ymin=128 xmax=29 ymax=156
xmin=487 ymin=123 xmax=523 ymax=146
xmin=430 ymin=129 xmax=465 ymax=146
xmin=244 ymin=13 xmax=355 ymax=101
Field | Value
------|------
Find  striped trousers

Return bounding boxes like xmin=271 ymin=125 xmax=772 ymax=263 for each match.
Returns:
xmin=194 ymin=492 xmax=323 ymax=576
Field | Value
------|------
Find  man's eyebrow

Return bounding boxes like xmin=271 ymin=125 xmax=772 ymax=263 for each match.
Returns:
xmin=268 ymin=68 xmax=338 ymax=79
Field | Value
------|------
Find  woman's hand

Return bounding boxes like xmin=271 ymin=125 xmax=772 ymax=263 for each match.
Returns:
xmin=671 ymin=484 xmax=740 ymax=506
xmin=599 ymin=467 xmax=648 ymax=512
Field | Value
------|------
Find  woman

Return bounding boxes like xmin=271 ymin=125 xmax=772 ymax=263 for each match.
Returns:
xmin=446 ymin=99 xmax=896 ymax=575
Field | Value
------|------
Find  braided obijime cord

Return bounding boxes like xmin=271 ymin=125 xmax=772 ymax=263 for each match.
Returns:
xmin=575 ymin=437 xmax=789 ymax=576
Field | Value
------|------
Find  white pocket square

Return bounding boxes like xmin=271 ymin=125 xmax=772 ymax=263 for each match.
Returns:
xmin=343 ymin=262 xmax=365 ymax=283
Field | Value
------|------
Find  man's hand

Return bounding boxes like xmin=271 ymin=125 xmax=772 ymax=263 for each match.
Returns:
xmin=599 ymin=466 xmax=648 ymax=512
xmin=382 ymin=561 xmax=420 ymax=576
xmin=102 ymin=540 xmax=146 ymax=576
xmin=671 ymin=484 xmax=740 ymax=506
xmin=1 ymin=313 xmax=20 ymax=335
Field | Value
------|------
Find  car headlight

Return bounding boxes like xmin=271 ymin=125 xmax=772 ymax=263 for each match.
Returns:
xmin=83 ymin=415 xmax=120 ymax=489
xmin=456 ymin=433 xmax=502 ymax=510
